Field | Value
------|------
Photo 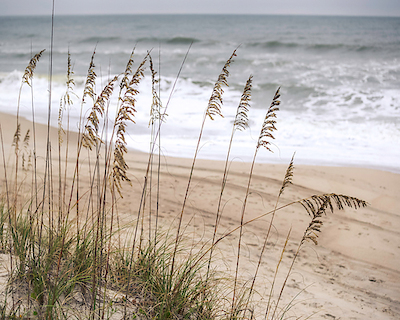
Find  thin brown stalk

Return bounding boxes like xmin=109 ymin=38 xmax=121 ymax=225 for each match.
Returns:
xmin=61 ymin=48 xmax=97 ymax=235
xmin=84 ymin=75 xmax=119 ymax=315
xmin=205 ymin=75 xmax=252 ymax=286
xmin=0 ymin=125 xmax=10 ymax=210
xmin=232 ymin=86 xmax=280 ymax=313
xmin=122 ymin=58 xmax=156 ymax=277
xmin=54 ymin=51 xmax=100 ymax=314
xmin=58 ymin=50 xmax=76 ymax=229
xmin=101 ymin=48 xmax=136 ymax=202
xmin=171 ymin=194 xmax=366 ymax=311
xmin=148 ymin=53 xmax=164 ymax=244
xmin=74 ymin=49 xmax=97 ymax=231
xmin=14 ymin=49 xmax=45 ymax=219
xmin=245 ymin=153 xmax=295 ymax=314
xmin=264 ymin=228 xmax=291 ymax=319
xmin=155 ymin=46 xmax=162 ymax=247
xmin=80 ymin=74 xmax=117 ymax=266
xmin=111 ymin=57 xmax=146 ymax=196
xmin=38 ymin=19 xmax=54 ymax=256
xmin=101 ymin=183 xmax=117 ymax=320
xmin=94 ymin=49 xmax=135 ymax=247
xmin=266 ymin=195 xmax=366 ymax=319
xmin=30 ymin=72 xmax=38 ymax=210
xmin=171 ymin=48 xmax=237 ymax=278
xmin=111 ymin=57 xmax=148 ymax=302
xmin=268 ymin=199 xmax=328 ymax=320
xmin=0 ymin=123 xmax=16 ymax=311
xmin=123 ymin=46 xmax=191 ymax=319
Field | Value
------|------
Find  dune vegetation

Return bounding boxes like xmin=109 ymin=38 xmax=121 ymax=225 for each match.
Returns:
xmin=0 ymin=43 xmax=367 ymax=320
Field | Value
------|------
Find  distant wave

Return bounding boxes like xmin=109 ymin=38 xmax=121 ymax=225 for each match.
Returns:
xmin=166 ymin=37 xmax=200 ymax=44
xmin=309 ymin=43 xmax=345 ymax=51
xmin=79 ymin=36 xmax=122 ymax=43
xmin=355 ymin=45 xmax=377 ymax=52
xmin=136 ymin=36 xmax=200 ymax=45
xmin=247 ymin=40 xmax=378 ymax=53
xmin=248 ymin=41 xmax=299 ymax=49
xmin=307 ymin=43 xmax=376 ymax=53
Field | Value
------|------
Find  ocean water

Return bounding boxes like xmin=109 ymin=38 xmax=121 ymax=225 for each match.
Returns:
xmin=0 ymin=15 xmax=399 ymax=172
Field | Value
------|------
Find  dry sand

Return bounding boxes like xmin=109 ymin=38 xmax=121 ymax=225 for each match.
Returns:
xmin=0 ymin=111 xmax=399 ymax=319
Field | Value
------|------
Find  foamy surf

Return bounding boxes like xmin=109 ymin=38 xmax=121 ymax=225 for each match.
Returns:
xmin=0 ymin=15 xmax=399 ymax=172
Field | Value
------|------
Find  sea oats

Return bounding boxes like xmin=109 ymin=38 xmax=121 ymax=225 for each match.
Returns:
xmin=22 ymin=49 xmax=45 ymax=87
xmin=233 ymin=75 xmax=252 ymax=131
xmin=257 ymin=87 xmax=280 ymax=152
xmin=111 ymin=56 xmax=147 ymax=197
xmin=206 ymin=49 xmax=237 ymax=120
xmin=82 ymin=75 xmax=118 ymax=150
xmin=82 ymin=50 xmax=97 ymax=104
xmin=120 ymin=49 xmax=135 ymax=92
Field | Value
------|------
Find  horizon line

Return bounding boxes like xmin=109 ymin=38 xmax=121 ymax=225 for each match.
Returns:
xmin=1 ymin=12 xmax=400 ymax=18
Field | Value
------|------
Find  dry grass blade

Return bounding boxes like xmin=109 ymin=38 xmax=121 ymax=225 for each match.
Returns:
xmin=233 ymin=75 xmax=252 ymax=131
xmin=257 ymin=87 xmax=280 ymax=151
xmin=22 ymin=49 xmax=46 ymax=86
xmin=206 ymin=49 xmax=237 ymax=120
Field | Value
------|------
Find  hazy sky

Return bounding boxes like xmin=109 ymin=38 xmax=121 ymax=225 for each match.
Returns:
xmin=1 ymin=0 xmax=400 ymax=17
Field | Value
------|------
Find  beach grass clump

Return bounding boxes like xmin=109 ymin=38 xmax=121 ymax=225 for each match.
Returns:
xmin=0 ymin=47 xmax=367 ymax=320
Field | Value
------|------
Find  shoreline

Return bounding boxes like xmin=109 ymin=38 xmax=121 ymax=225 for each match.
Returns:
xmin=2 ymin=110 xmax=399 ymax=175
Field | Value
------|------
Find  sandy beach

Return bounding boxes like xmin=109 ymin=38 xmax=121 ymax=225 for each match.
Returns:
xmin=0 ymin=110 xmax=399 ymax=319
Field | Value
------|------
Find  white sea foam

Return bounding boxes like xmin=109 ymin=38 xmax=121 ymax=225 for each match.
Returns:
xmin=1 ymin=70 xmax=398 ymax=173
